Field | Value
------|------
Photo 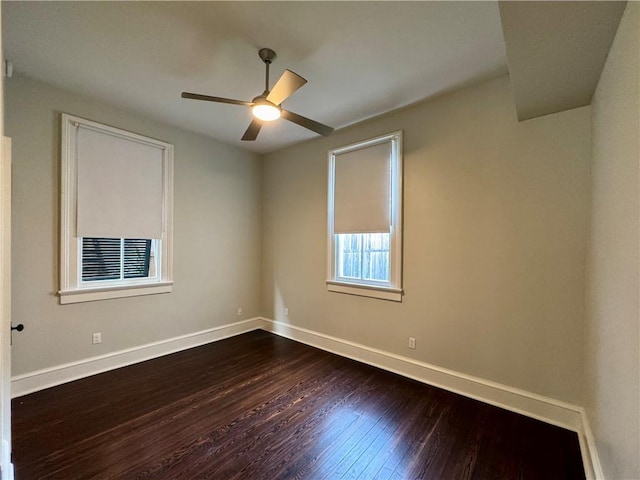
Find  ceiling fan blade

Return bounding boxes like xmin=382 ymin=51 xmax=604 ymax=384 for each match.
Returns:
xmin=181 ymin=92 xmax=253 ymax=107
xmin=281 ymin=110 xmax=334 ymax=137
xmin=241 ymin=119 xmax=263 ymax=141
xmin=266 ymin=70 xmax=307 ymax=106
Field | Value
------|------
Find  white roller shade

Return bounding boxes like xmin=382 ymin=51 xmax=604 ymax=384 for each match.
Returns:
xmin=76 ymin=126 xmax=164 ymax=239
xmin=333 ymin=142 xmax=391 ymax=233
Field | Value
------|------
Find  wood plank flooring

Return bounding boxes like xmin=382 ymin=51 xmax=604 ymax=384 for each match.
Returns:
xmin=12 ymin=330 xmax=585 ymax=479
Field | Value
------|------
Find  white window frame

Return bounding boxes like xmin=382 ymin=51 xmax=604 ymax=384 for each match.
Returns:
xmin=59 ymin=114 xmax=174 ymax=304
xmin=327 ymin=131 xmax=403 ymax=302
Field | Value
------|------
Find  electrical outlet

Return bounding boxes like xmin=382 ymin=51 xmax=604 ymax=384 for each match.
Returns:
xmin=408 ymin=337 xmax=416 ymax=349
xmin=237 ymin=308 xmax=243 ymax=316
xmin=284 ymin=308 xmax=289 ymax=316
xmin=92 ymin=332 xmax=102 ymax=345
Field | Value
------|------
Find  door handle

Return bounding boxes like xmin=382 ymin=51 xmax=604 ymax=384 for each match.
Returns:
xmin=10 ymin=324 xmax=24 ymax=332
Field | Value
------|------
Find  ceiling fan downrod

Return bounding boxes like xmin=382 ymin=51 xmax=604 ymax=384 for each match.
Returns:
xmin=258 ymin=48 xmax=276 ymax=93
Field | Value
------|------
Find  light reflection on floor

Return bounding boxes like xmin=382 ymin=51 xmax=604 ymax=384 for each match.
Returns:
xmin=315 ymin=404 xmax=405 ymax=479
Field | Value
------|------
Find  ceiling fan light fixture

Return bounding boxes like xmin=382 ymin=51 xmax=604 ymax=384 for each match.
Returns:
xmin=252 ymin=101 xmax=281 ymax=121
xmin=181 ymin=48 xmax=333 ymax=140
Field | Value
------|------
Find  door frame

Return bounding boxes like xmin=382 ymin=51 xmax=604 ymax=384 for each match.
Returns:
xmin=0 ymin=1 xmax=15 ymax=477
xmin=0 ymin=136 xmax=13 ymax=480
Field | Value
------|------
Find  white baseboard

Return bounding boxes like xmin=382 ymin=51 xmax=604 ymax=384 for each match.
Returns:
xmin=580 ymin=409 xmax=605 ymax=479
xmin=261 ymin=318 xmax=601 ymax=479
xmin=1 ymin=439 xmax=13 ymax=480
xmin=11 ymin=317 xmax=264 ymax=398
xmin=10 ymin=315 xmax=601 ymax=479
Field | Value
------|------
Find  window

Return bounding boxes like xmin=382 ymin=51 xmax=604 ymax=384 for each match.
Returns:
xmin=336 ymin=232 xmax=390 ymax=283
xmin=327 ymin=131 xmax=403 ymax=301
xmin=81 ymin=238 xmax=154 ymax=282
xmin=59 ymin=114 xmax=173 ymax=304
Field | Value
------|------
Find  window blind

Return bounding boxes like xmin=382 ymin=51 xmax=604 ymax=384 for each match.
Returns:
xmin=81 ymin=238 xmax=122 ymax=281
xmin=123 ymin=239 xmax=152 ymax=278
xmin=81 ymin=238 xmax=151 ymax=281
xmin=333 ymin=142 xmax=391 ymax=234
xmin=76 ymin=126 xmax=164 ymax=239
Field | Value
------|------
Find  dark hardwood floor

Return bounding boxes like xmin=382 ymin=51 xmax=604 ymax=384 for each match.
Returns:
xmin=12 ymin=330 xmax=585 ymax=479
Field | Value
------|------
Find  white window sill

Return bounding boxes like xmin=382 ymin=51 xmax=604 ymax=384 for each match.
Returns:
xmin=326 ymin=281 xmax=403 ymax=302
xmin=58 ymin=281 xmax=173 ymax=304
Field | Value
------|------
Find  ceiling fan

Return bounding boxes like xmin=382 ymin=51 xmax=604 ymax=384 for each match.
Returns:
xmin=181 ymin=48 xmax=334 ymax=141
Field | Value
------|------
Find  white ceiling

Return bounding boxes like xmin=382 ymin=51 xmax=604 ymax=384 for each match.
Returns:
xmin=3 ymin=1 xmax=508 ymax=154
xmin=499 ymin=1 xmax=626 ymax=121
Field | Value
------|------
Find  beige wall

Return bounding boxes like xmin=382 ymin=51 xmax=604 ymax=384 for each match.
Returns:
xmin=6 ymin=75 xmax=262 ymax=376
xmin=9 ymin=24 xmax=638 ymax=472
xmin=586 ymin=2 xmax=640 ymax=478
xmin=262 ymin=75 xmax=591 ymax=404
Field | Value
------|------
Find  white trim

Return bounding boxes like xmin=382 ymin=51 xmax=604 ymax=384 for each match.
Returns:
xmin=0 ymin=132 xmax=14 ymax=479
xmin=11 ymin=317 xmax=602 ymax=478
xmin=1 ymin=440 xmax=12 ymax=480
xmin=327 ymin=131 xmax=403 ymax=299
xmin=59 ymin=113 xmax=174 ymax=304
xmin=11 ymin=317 xmax=263 ymax=398
xmin=577 ymin=425 xmax=595 ymax=480
xmin=58 ymin=282 xmax=173 ymax=304
xmin=262 ymin=318 xmax=582 ymax=429
xmin=261 ymin=318 xmax=601 ymax=477
xmin=580 ymin=409 xmax=605 ymax=479
xmin=326 ymin=281 xmax=402 ymax=302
